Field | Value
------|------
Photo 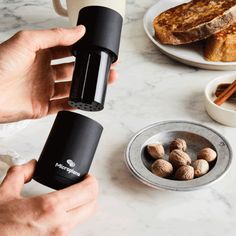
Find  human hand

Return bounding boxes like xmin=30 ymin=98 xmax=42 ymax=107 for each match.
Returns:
xmin=0 ymin=160 xmax=98 ymax=236
xmin=0 ymin=26 xmax=118 ymax=123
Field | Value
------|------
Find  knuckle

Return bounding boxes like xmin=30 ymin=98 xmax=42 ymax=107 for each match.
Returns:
xmin=7 ymin=165 xmax=22 ymax=175
xmin=64 ymin=64 xmax=73 ymax=77
xmin=51 ymin=27 xmax=65 ymax=39
xmin=50 ymin=226 xmax=67 ymax=236
xmin=15 ymin=30 xmax=31 ymax=41
xmin=40 ymin=196 xmax=58 ymax=216
xmin=51 ymin=27 xmax=69 ymax=45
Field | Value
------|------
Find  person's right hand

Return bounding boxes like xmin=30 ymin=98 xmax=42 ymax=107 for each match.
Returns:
xmin=0 ymin=160 xmax=98 ymax=236
xmin=0 ymin=26 xmax=118 ymax=123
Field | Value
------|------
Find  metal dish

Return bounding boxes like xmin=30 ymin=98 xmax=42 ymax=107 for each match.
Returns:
xmin=125 ymin=121 xmax=232 ymax=191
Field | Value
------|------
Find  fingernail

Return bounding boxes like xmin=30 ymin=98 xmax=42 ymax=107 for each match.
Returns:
xmin=74 ymin=25 xmax=86 ymax=32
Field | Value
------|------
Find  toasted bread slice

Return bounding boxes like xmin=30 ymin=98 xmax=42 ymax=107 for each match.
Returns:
xmin=153 ymin=0 xmax=236 ymax=45
xmin=204 ymin=23 xmax=236 ymax=61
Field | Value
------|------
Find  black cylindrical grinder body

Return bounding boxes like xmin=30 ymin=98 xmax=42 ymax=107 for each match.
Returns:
xmin=69 ymin=6 xmax=123 ymax=111
xmin=33 ymin=111 xmax=103 ymax=190
xmin=73 ymin=6 xmax=123 ymax=58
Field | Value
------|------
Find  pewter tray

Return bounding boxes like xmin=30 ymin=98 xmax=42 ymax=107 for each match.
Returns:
xmin=125 ymin=121 xmax=232 ymax=191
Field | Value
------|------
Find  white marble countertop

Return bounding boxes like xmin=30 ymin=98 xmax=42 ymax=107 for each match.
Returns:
xmin=0 ymin=0 xmax=236 ymax=235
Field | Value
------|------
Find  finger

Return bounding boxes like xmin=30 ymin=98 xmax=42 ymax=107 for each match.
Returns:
xmin=0 ymin=160 xmax=36 ymax=197
xmin=50 ymin=46 xmax=73 ymax=60
xmin=48 ymin=175 xmax=99 ymax=211
xmin=53 ymin=63 xmax=118 ymax=83
xmin=48 ymin=97 xmax=75 ymax=115
xmin=108 ymin=69 xmax=118 ymax=84
xmin=111 ymin=60 xmax=119 ymax=67
xmin=14 ymin=25 xmax=85 ymax=52
xmin=52 ymin=62 xmax=74 ymax=81
xmin=52 ymin=81 xmax=71 ymax=99
xmin=67 ymin=200 xmax=97 ymax=229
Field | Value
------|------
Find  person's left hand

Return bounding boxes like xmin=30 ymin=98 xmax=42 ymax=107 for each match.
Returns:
xmin=0 ymin=160 xmax=99 ymax=236
xmin=0 ymin=26 xmax=118 ymax=123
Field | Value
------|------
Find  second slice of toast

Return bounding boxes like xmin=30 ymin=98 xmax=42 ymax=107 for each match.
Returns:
xmin=205 ymin=23 xmax=236 ymax=62
xmin=153 ymin=0 xmax=236 ymax=45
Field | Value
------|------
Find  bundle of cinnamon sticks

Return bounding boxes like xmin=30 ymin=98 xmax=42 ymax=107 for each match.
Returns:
xmin=214 ymin=80 xmax=236 ymax=106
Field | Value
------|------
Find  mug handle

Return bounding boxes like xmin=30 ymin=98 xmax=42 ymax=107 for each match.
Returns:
xmin=52 ymin=0 xmax=68 ymax=17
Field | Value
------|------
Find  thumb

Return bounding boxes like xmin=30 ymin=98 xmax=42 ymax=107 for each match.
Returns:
xmin=14 ymin=25 xmax=86 ymax=52
xmin=0 ymin=159 xmax=36 ymax=197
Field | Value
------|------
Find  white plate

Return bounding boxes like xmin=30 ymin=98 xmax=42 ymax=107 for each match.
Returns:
xmin=143 ymin=0 xmax=236 ymax=70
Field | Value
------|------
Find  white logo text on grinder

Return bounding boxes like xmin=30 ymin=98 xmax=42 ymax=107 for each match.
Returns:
xmin=55 ymin=159 xmax=80 ymax=177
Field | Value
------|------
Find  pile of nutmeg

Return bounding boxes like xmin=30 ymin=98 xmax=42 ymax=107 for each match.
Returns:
xmin=147 ymin=138 xmax=217 ymax=181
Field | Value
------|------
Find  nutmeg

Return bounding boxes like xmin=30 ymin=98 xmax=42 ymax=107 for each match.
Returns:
xmin=151 ymin=159 xmax=173 ymax=178
xmin=170 ymin=138 xmax=187 ymax=152
xmin=147 ymin=143 xmax=165 ymax=159
xmin=169 ymin=149 xmax=191 ymax=168
xmin=197 ymin=148 xmax=217 ymax=163
xmin=175 ymin=165 xmax=194 ymax=180
xmin=192 ymin=159 xmax=209 ymax=178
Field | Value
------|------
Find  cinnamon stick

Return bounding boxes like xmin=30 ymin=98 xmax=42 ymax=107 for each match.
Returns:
xmin=214 ymin=80 xmax=236 ymax=106
xmin=215 ymin=83 xmax=236 ymax=98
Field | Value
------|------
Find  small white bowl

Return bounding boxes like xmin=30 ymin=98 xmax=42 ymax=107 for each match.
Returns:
xmin=205 ymin=74 xmax=236 ymax=127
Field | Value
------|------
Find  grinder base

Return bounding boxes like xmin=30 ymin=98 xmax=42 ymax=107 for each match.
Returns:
xmin=34 ymin=173 xmax=86 ymax=190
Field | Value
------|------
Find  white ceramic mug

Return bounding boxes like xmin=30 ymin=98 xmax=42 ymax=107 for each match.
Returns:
xmin=52 ymin=0 xmax=126 ymax=26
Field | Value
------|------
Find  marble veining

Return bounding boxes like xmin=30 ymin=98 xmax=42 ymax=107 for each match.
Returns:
xmin=0 ymin=0 xmax=236 ymax=235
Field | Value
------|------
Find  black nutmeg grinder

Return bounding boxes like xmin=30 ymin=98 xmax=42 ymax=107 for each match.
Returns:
xmin=33 ymin=6 xmax=124 ymax=190
xmin=69 ymin=6 xmax=123 ymax=111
